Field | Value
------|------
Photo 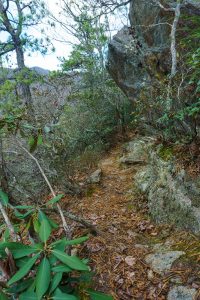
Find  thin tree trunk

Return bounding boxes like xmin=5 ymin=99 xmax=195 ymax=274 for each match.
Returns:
xmin=170 ymin=2 xmax=181 ymax=77
xmin=15 ymin=45 xmax=36 ymax=125
xmin=154 ymin=0 xmax=181 ymax=77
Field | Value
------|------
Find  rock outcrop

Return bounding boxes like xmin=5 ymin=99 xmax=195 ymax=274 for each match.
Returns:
xmin=107 ymin=0 xmax=200 ymax=102
xmin=120 ymin=137 xmax=200 ymax=233
xmin=108 ymin=0 xmax=200 ymax=233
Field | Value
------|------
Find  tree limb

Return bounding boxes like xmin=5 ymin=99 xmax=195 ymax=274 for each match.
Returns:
xmin=15 ymin=0 xmax=23 ymax=36
xmin=153 ymin=0 xmax=175 ymax=12
xmin=0 ymin=202 xmax=19 ymax=241
xmin=63 ymin=211 xmax=101 ymax=235
xmin=15 ymin=139 xmax=71 ymax=239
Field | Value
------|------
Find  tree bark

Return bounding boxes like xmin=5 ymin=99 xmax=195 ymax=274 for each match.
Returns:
xmin=170 ymin=2 xmax=181 ymax=77
xmin=15 ymin=44 xmax=36 ymax=123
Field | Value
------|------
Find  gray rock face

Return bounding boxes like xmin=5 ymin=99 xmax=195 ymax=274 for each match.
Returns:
xmin=129 ymin=0 xmax=171 ymax=47
xmin=121 ymin=136 xmax=200 ymax=233
xmin=107 ymin=25 xmax=167 ymax=102
xmin=134 ymin=148 xmax=200 ymax=233
xmin=145 ymin=251 xmax=185 ymax=274
xmin=107 ymin=0 xmax=200 ymax=102
xmin=119 ymin=137 xmax=154 ymax=164
xmin=183 ymin=1 xmax=200 ymax=14
xmin=107 ymin=0 xmax=171 ymax=101
xmin=167 ymin=286 xmax=197 ymax=300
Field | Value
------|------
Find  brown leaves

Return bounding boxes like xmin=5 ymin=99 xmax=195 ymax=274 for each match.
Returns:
xmin=137 ymin=220 xmax=158 ymax=235
xmin=63 ymin=139 xmax=198 ymax=299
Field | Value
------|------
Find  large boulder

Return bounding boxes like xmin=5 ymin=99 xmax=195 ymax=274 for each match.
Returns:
xmin=107 ymin=0 xmax=200 ymax=102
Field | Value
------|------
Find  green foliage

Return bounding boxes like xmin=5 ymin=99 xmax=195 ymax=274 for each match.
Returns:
xmin=60 ymin=17 xmax=107 ymax=73
xmin=87 ymin=289 xmax=113 ymax=300
xmin=0 ymin=68 xmax=42 ymax=138
xmin=0 ymin=191 xmax=113 ymax=300
xmin=47 ymin=6 xmax=132 ymax=175
xmin=0 ymin=189 xmax=9 ymax=206
xmin=158 ymin=145 xmax=174 ymax=161
xmin=0 ymin=73 xmax=24 ymax=134
xmin=0 ymin=0 xmax=52 ymax=59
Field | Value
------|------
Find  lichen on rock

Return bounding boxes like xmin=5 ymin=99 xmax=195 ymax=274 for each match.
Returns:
xmin=120 ymin=136 xmax=200 ymax=233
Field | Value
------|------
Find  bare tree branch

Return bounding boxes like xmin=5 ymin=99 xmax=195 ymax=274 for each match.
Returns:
xmin=152 ymin=0 xmax=176 ymax=12
xmin=15 ymin=139 xmax=71 ymax=239
xmin=96 ymin=0 xmax=131 ymax=14
xmin=0 ymin=202 xmax=19 ymax=241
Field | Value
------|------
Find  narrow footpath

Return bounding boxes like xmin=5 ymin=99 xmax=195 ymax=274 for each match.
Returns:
xmin=65 ymin=137 xmax=200 ymax=300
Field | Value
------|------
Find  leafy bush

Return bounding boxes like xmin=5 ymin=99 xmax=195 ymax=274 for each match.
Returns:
xmin=0 ymin=191 xmax=113 ymax=300
xmin=44 ymin=14 xmax=133 ymax=175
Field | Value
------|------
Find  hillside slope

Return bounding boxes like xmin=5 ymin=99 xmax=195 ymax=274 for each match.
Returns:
xmin=64 ymin=133 xmax=200 ymax=300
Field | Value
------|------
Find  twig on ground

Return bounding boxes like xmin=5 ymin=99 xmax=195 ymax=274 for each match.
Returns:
xmin=63 ymin=211 xmax=101 ymax=236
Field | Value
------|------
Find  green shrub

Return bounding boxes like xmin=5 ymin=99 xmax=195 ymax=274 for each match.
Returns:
xmin=0 ymin=191 xmax=113 ymax=300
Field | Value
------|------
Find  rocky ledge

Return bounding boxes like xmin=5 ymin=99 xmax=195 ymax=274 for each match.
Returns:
xmin=120 ymin=136 xmax=200 ymax=233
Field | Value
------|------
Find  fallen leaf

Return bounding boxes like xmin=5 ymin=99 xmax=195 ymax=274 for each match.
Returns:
xmin=125 ymin=256 xmax=136 ymax=267
xmin=127 ymin=271 xmax=135 ymax=279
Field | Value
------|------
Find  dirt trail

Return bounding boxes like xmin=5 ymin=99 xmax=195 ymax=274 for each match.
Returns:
xmin=65 ymin=140 xmax=200 ymax=300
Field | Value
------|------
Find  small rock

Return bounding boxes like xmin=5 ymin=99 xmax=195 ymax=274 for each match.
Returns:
xmin=191 ymin=283 xmax=199 ymax=289
xmin=153 ymin=242 xmax=172 ymax=252
xmin=167 ymin=286 xmax=197 ymax=300
xmin=87 ymin=169 xmax=102 ymax=184
xmin=145 ymin=251 xmax=185 ymax=274
xmin=116 ymin=244 xmax=127 ymax=253
xmin=119 ymin=156 xmax=145 ymax=165
xmin=71 ymin=248 xmax=78 ymax=256
xmin=125 ymin=256 xmax=136 ymax=267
